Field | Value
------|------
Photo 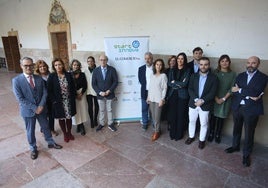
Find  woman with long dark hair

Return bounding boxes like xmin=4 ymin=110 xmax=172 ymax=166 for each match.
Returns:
xmin=169 ymin=53 xmax=191 ymax=140
xmin=208 ymin=54 xmax=236 ymax=143
xmin=47 ymin=58 xmax=76 ymax=142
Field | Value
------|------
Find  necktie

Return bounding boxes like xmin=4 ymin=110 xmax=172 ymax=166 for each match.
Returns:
xmin=102 ymin=68 xmax=107 ymax=80
xmin=29 ymin=75 xmax=34 ymax=88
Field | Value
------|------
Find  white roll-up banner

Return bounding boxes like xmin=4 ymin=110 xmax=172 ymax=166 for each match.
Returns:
xmin=104 ymin=36 xmax=149 ymax=122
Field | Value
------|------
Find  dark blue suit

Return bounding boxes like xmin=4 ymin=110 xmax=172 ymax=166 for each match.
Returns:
xmin=12 ymin=74 xmax=55 ymax=151
xmin=92 ymin=65 xmax=118 ymax=100
xmin=231 ymin=70 xmax=267 ymax=157
xmin=92 ymin=65 xmax=118 ymax=126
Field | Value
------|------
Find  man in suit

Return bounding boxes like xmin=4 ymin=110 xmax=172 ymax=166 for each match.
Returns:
xmin=138 ymin=52 xmax=154 ymax=130
xmin=188 ymin=47 xmax=203 ymax=74
xmin=225 ymin=56 xmax=267 ymax=167
xmin=12 ymin=57 xmax=62 ymax=160
xmin=185 ymin=57 xmax=218 ymax=149
xmin=92 ymin=54 xmax=118 ymax=132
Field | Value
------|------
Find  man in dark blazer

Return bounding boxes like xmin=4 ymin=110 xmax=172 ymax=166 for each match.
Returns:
xmin=92 ymin=54 xmax=118 ymax=132
xmin=185 ymin=57 xmax=218 ymax=149
xmin=138 ymin=52 xmax=153 ymax=130
xmin=12 ymin=57 xmax=62 ymax=160
xmin=225 ymin=56 xmax=267 ymax=167
xmin=187 ymin=47 xmax=203 ymax=74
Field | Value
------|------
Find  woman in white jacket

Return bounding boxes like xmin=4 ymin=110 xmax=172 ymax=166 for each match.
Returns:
xmin=147 ymin=59 xmax=167 ymax=141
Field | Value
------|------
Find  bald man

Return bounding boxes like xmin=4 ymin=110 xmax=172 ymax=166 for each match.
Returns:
xmin=225 ymin=56 xmax=267 ymax=167
xmin=92 ymin=54 xmax=118 ymax=132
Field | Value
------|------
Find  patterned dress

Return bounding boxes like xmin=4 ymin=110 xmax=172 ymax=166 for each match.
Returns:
xmin=58 ymin=76 xmax=72 ymax=119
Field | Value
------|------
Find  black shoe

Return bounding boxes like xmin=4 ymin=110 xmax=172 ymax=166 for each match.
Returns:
xmin=207 ymin=133 xmax=214 ymax=142
xmin=48 ymin=143 xmax=63 ymax=149
xmin=80 ymin=124 xmax=86 ymax=136
xmin=243 ymin=156 xmax=251 ymax=167
xmin=215 ymin=135 xmax=221 ymax=144
xmin=225 ymin=147 xmax=240 ymax=153
xmin=31 ymin=150 xmax=38 ymax=160
xmin=198 ymin=141 xmax=206 ymax=149
xmin=185 ymin=137 xmax=195 ymax=145
xmin=142 ymin=124 xmax=148 ymax=131
xmin=108 ymin=124 xmax=117 ymax=132
xmin=76 ymin=124 xmax=81 ymax=133
xmin=96 ymin=125 xmax=104 ymax=132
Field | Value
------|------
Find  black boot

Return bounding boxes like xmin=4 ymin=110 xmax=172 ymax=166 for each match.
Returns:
xmin=76 ymin=124 xmax=81 ymax=133
xmin=215 ymin=118 xmax=224 ymax=144
xmin=207 ymin=115 xmax=216 ymax=142
xmin=80 ymin=123 xmax=86 ymax=136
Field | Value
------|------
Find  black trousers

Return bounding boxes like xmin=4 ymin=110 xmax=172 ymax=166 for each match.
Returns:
xmin=232 ymin=106 xmax=259 ymax=157
xmin=86 ymin=94 xmax=99 ymax=127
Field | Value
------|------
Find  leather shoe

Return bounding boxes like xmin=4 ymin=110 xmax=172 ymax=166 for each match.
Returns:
xmin=96 ymin=125 xmax=104 ymax=132
xmin=243 ymin=156 xmax=251 ymax=167
xmin=31 ymin=150 xmax=38 ymax=160
xmin=185 ymin=137 xmax=195 ymax=145
xmin=151 ymin=132 xmax=160 ymax=141
xmin=225 ymin=147 xmax=240 ymax=153
xmin=48 ymin=143 xmax=63 ymax=149
xmin=198 ymin=141 xmax=205 ymax=149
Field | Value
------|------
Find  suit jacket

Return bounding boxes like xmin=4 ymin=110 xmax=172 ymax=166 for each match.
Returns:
xmin=12 ymin=74 xmax=47 ymax=117
xmin=92 ymin=65 xmax=118 ymax=100
xmin=47 ymin=72 xmax=76 ymax=118
xmin=138 ymin=64 xmax=147 ymax=100
xmin=232 ymin=70 xmax=267 ymax=115
xmin=187 ymin=60 xmax=195 ymax=74
xmin=188 ymin=72 xmax=218 ymax=111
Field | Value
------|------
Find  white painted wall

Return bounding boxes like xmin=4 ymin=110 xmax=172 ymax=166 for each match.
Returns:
xmin=0 ymin=0 xmax=268 ymax=59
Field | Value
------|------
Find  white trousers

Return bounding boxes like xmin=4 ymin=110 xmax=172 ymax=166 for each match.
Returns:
xmin=188 ymin=107 xmax=210 ymax=142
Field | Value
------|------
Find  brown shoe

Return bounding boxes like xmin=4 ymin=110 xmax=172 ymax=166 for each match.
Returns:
xmin=151 ymin=132 xmax=160 ymax=141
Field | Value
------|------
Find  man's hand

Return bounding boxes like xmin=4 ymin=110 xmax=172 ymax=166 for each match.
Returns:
xmin=105 ymin=90 xmax=111 ymax=96
xmin=232 ymin=84 xmax=240 ymax=92
xmin=35 ymin=106 xmax=44 ymax=114
xmin=195 ymin=99 xmax=204 ymax=107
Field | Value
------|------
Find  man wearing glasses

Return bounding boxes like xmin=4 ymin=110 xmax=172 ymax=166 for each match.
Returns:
xmin=12 ymin=57 xmax=62 ymax=160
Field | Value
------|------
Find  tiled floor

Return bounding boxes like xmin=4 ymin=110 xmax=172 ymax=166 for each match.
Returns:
xmin=0 ymin=70 xmax=267 ymax=188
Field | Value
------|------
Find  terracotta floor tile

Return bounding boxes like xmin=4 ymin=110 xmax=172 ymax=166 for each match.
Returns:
xmin=73 ymin=150 xmax=154 ymax=188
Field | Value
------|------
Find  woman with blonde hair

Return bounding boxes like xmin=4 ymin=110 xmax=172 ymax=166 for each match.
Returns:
xmin=35 ymin=60 xmax=58 ymax=136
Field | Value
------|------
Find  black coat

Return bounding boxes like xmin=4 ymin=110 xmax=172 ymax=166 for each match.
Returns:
xmin=47 ymin=72 xmax=76 ymax=118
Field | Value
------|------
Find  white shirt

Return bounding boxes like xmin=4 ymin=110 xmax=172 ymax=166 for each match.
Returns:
xmin=145 ymin=65 xmax=153 ymax=90
xmin=23 ymin=73 xmax=35 ymax=87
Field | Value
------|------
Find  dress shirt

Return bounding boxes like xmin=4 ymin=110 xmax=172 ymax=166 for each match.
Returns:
xmin=198 ymin=73 xmax=208 ymax=98
xmin=240 ymin=70 xmax=257 ymax=105
xmin=194 ymin=60 xmax=199 ymax=73
xmin=23 ymin=73 xmax=35 ymax=87
xmin=145 ymin=64 xmax=153 ymax=90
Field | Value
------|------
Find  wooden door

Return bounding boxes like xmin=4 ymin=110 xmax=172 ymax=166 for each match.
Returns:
xmin=51 ymin=32 xmax=69 ymax=69
xmin=1 ymin=36 xmax=21 ymax=73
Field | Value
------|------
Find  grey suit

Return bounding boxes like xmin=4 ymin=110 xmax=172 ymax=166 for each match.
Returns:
xmin=12 ymin=74 xmax=55 ymax=151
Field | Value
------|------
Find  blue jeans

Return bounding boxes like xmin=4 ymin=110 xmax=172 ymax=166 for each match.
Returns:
xmin=141 ymin=98 xmax=149 ymax=127
xmin=23 ymin=113 xmax=55 ymax=151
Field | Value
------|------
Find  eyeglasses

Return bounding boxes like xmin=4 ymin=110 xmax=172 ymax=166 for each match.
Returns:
xmin=22 ymin=64 xmax=34 ymax=68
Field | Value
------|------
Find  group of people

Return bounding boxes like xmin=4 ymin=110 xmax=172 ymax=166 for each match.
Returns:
xmin=12 ymin=48 xmax=267 ymax=167
xmin=12 ymin=54 xmax=118 ymax=160
xmin=139 ymin=47 xmax=267 ymax=167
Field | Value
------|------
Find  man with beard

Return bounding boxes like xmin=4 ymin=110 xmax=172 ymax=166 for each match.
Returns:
xmin=185 ymin=57 xmax=218 ymax=149
xmin=225 ymin=56 xmax=267 ymax=167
